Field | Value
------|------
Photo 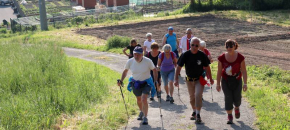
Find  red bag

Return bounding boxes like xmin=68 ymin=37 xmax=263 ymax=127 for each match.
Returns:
xmin=199 ymin=76 xmax=210 ymax=86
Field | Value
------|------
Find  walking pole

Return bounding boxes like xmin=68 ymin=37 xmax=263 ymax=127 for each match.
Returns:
xmin=155 ymin=81 xmax=164 ymax=130
xmin=210 ymin=84 xmax=213 ymax=102
xmin=177 ymin=79 xmax=186 ymax=106
xmin=117 ymin=80 xmax=130 ymax=129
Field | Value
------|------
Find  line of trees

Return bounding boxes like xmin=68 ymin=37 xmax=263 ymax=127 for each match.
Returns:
xmin=189 ymin=0 xmax=290 ymax=11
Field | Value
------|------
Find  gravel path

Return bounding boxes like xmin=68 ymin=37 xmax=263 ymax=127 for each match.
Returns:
xmin=64 ymin=47 xmax=256 ymax=130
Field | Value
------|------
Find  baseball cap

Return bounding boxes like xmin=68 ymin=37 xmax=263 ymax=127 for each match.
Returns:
xmin=133 ymin=46 xmax=143 ymax=54
xmin=168 ymin=26 xmax=173 ymax=30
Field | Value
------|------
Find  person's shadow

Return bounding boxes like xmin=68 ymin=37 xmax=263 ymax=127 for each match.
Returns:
xmin=230 ymin=121 xmax=253 ymax=130
xmin=202 ymin=100 xmax=226 ymax=115
xmin=196 ymin=123 xmax=213 ymax=130
xmin=131 ymin=124 xmax=165 ymax=130
xmin=149 ymin=98 xmax=188 ymax=114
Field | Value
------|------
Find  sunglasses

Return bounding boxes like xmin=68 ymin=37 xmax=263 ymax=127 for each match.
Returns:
xmin=226 ymin=44 xmax=234 ymax=48
xmin=191 ymin=44 xmax=199 ymax=47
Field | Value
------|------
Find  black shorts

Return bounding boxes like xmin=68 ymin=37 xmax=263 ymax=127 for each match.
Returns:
xmin=132 ymin=85 xmax=151 ymax=97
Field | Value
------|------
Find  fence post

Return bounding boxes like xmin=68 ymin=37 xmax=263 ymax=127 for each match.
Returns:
xmin=10 ymin=18 xmax=12 ymax=30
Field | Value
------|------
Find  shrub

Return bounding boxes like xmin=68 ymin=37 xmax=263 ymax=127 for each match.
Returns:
xmin=0 ymin=28 xmax=7 ymax=34
xmin=106 ymin=35 xmax=131 ymax=50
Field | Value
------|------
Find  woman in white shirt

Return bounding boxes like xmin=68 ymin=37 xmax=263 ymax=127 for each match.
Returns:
xmin=143 ymin=33 xmax=155 ymax=55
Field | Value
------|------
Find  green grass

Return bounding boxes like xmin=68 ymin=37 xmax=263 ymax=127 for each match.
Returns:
xmin=0 ymin=38 xmax=137 ymax=129
xmin=210 ymin=62 xmax=290 ymax=130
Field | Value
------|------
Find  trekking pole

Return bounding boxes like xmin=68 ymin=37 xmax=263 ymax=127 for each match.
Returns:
xmin=117 ymin=79 xmax=130 ymax=129
xmin=177 ymin=82 xmax=186 ymax=106
xmin=155 ymin=82 xmax=164 ymax=130
xmin=210 ymin=84 xmax=213 ymax=102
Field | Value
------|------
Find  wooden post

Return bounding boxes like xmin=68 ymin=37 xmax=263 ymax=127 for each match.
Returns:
xmin=39 ymin=0 xmax=48 ymax=30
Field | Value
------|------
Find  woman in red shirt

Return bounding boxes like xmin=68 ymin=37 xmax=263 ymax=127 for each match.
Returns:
xmin=216 ymin=39 xmax=248 ymax=124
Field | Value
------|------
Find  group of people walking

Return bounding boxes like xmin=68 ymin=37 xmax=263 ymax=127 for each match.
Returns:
xmin=117 ymin=26 xmax=248 ymax=125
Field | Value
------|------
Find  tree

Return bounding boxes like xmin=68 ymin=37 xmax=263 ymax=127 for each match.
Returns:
xmin=190 ymin=0 xmax=195 ymax=10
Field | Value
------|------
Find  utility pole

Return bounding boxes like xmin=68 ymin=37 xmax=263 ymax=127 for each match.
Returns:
xmin=39 ymin=0 xmax=48 ymax=30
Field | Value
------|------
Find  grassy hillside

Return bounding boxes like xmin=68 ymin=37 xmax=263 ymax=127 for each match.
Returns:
xmin=0 ymin=38 xmax=137 ymax=129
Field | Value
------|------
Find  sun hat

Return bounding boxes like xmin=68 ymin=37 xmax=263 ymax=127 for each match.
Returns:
xmin=133 ymin=46 xmax=143 ymax=54
xmin=168 ymin=26 xmax=174 ymax=30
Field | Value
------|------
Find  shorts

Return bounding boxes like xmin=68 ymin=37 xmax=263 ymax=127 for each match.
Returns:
xmin=132 ymin=84 xmax=152 ymax=97
xmin=160 ymin=68 xmax=175 ymax=86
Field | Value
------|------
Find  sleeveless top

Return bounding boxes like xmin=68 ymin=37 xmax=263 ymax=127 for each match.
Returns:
xmin=147 ymin=51 xmax=161 ymax=67
xmin=218 ymin=52 xmax=245 ymax=80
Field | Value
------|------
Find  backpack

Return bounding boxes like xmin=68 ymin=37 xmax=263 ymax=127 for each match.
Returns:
xmin=165 ymin=33 xmax=176 ymax=44
xmin=160 ymin=52 xmax=175 ymax=63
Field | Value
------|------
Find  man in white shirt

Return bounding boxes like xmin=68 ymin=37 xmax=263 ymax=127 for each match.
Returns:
xmin=179 ymin=28 xmax=195 ymax=53
xmin=143 ymin=33 xmax=155 ymax=55
xmin=118 ymin=46 xmax=158 ymax=125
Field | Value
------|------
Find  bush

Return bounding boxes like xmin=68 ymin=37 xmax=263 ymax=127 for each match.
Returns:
xmin=0 ymin=28 xmax=7 ymax=34
xmin=186 ymin=0 xmax=288 ymax=12
xmin=106 ymin=35 xmax=131 ymax=50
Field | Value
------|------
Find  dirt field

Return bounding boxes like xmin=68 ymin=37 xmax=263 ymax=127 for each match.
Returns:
xmin=77 ymin=14 xmax=290 ymax=70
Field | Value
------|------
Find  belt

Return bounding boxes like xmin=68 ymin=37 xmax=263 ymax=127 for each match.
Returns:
xmin=185 ymin=76 xmax=199 ymax=82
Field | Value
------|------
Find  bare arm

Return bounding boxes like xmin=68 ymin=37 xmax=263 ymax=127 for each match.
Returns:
xmin=173 ymin=57 xmax=178 ymax=67
xmin=162 ymin=35 xmax=166 ymax=46
xmin=208 ymin=55 xmax=213 ymax=63
xmin=216 ymin=61 xmax=223 ymax=92
xmin=123 ymin=47 xmax=130 ymax=57
xmin=152 ymin=68 xmax=158 ymax=82
xmin=174 ymin=66 xmax=182 ymax=87
xmin=157 ymin=58 xmax=161 ymax=68
xmin=118 ymin=69 xmax=128 ymax=86
xmin=143 ymin=46 xmax=147 ymax=55
xmin=205 ymin=65 xmax=214 ymax=85
xmin=241 ymin=60 xmax=248 ymax=92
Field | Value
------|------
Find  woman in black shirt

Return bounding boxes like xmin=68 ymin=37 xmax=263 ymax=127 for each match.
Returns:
xmin=123 ymin=38 xmax=141 ymax=59
xmin=146 ymin=42 xmax=162 ymax=100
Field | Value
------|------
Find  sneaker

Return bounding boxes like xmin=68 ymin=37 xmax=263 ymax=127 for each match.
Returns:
xmin=195 ymin=114 xmax=202 ymax=124
xmin=190 ymin=112 xmax=196 ymax=120
xmin=227 ymin=114 xmax=233 ymax=124
xmin=170 ymin=97 xmax=174 ymax=104
xmin=137 ymin=112 xmax=143 ymax=120
xmin=150 ymin=97 xmax=154 ymax=101
xmin=166 ymin=95 xmax=170 ymax=101
xmin=235 ymin=108 xmax=240 ymax=119
xmin=142 ymin=117 xmax=148 ymax=125
xmin=157 ymin=91 xmax=161 ymax=98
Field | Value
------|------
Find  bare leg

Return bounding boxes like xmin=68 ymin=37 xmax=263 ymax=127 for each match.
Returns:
xmin=164 ymin=85 xmax=169 ymax=95
xmin=137 ymin=96 xmax=142 ymax=111
xmin=226 ymin=110 xmax=233 ymax=114
xmin=169 ymin=81 xmax=174 ymax=97
xmin=141 ymin=94 xmax=149 ymax=117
